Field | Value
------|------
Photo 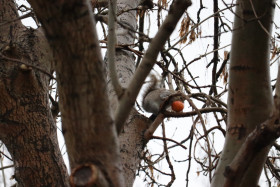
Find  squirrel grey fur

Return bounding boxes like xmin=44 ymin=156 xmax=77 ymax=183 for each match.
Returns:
xmin=142 ymin=75 xmax=184 ymax=115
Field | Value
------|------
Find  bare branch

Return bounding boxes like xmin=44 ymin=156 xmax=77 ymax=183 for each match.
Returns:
xmin=144 ymin=113 xmax=165 ymax=141
xmin=163 ymin=107 xmax=227 ymax=117
xmin=108 ymin=0 xmax=123 ymax=97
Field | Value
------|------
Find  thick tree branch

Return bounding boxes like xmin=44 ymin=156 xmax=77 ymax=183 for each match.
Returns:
xmin=27 ymin=0 xmax=124 ymax=186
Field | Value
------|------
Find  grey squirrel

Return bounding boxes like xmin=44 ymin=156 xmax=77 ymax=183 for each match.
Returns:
xmin=142 ymin=75 xmax=185 ymax=118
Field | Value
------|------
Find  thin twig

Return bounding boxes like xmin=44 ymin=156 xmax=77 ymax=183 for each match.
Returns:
xmin=151 ymin=135 xmax=187 ymax=149
xmin=0 ymin=12 xmax=33 ymax=27
xmin=0 ymin=164 xmax=14 ymax=171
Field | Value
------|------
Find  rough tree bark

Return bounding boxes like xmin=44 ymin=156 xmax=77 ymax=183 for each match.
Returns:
xmin=0 ymin=1 xmax=69 ymax=186
xmin=27 ymin=0 xmax=124 ymax=186
xmin=211 ymin=0 xmax=275 ymax=186
xmin=105 ymin=1 xmax=145 ymax=185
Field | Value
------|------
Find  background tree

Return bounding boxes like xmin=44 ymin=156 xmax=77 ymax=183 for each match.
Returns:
xmin=212 ymin=0 xmax=277 ymax=186
xmin=0 ymin=0 xmax=280 ymax=187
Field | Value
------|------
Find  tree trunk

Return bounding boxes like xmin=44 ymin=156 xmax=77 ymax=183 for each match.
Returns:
xmin=0 ymin=1 xmax=69 ymax=186
xmin=104 ymin=0 xmax=147 ymax=185
xmin=211 ymin=0 xmax=275 ymax=186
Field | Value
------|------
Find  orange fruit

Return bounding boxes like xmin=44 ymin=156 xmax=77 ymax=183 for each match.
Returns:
xmin=171 ymin=101 xmax=184 ymax=112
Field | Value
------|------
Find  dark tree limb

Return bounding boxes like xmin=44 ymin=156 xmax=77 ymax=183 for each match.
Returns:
xmin=27 ymin=0 xmax=124 ymax=186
